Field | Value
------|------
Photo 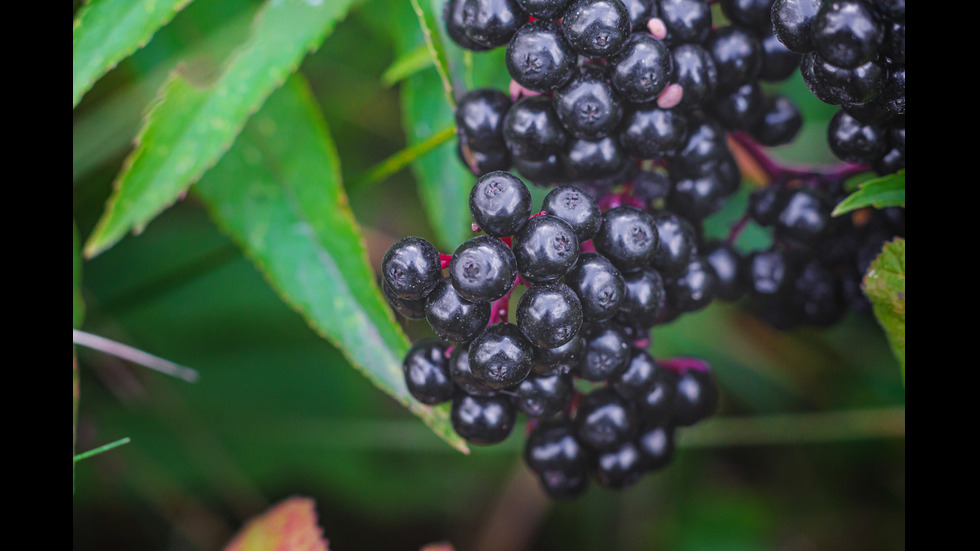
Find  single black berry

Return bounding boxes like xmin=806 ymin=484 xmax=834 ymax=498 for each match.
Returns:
xmin=575 ymin=387 xmax=637 ymax=450
xmin=452 ymin=391 xmax=517 ymax=444
xmin=468 ymin=322 xmax=535 ymax=388
xmin=541 ymin=185 xmax=601 ymax=242
xmin=506 ymin=21 xmax=578 ymax=92
xmin=425 ymin=278 xmax=492 ymax=343
xmin=512 ymin=215 xmax=580 ymax=283
xmin=516 ymin=282 xmax=584 ymax=348
xmin=449 ymin=235 xmax=519 ymax=303
xmin=593 ymin=206 xmax=660 ymax=273
xmin=403 ymin=339 xmax=454 ymax=405
xmin=565 ymin=252 xmax=626 ymax=321
xmin=470 ymin=171 xmax=533 ymax=237
xmin=561 ymin=0 xmax=632 ymax=58
xmin=382 ymin=236 xmax=442 ymax=300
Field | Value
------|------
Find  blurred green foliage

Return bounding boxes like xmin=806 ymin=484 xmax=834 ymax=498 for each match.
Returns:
xmin=73 ymin=1 xmax=905 ymax=549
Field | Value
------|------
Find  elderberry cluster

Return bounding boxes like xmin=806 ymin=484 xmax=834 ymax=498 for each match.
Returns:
xmin=772 ymin=0 xmax=905 ymax=174
xmin=382 ymin=171 xmax=720 ymax=498
xmin=448 ymin=0 xmax=807 ymax=201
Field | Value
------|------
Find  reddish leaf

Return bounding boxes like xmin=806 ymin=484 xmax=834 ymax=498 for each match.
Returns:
xmin=224 ymin=497 xmax=329 ymax=551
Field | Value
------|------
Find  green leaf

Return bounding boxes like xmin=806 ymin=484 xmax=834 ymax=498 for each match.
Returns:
xmin=72 ymin=0 xmax=194 ymax=108
xmin=195 ymin=76 xmax=468 ymax=453
xmin=863 ymin=238 xmax=905 ymax=383
xmin=381 ymin=45 xmax=434 ymax=87
xmin=83 ymin=0 xmax=357 ymax=259
xmin=833 ymin=170 xmax=906 ymax=216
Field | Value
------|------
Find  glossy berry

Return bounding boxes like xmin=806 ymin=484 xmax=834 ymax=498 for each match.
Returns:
xmin=457 ymin=133 xmax=512 ymax=174
xmin=658 ymin=0 xmax=712 ymax=45
xmin=403 ymin=339 xmax=454 ymax=405
xmin=759 ymin=32 xmax=802 ymax=82
xmin=533 ymin=334 xmax=584 ymax=373
xmin=513 ymin=372 xmax=574 ymax=417
xmin=425 ymin=278 xmax=492 ymax=343
xmin=612 ymin=348 xmax=663 ymax=401
xmin=512 ymin=215 xmax=580 ymax=283
xmin=712 ymin=82 xmax=766 ymax=131
xmin=450 ymin=344 xmax=496 ymax=396
xmin=749 ymin=94 xmax=802 ymax=146
xmin=619 ymin=268 xmax=666 ymax=327
xmin=811 ymin=1 xmax=880 ymax=69
xmin=517 ymin=282 xmax=584 ymax=348
xmin=382 ymin=236 xmax=442 ymax=300
xmin=468 ymin=322 xmax=534 ymax=389
xmin=619 ymin=106 xmax=689 ymax=160
xmin=747 ymin=249 xmax=797 ymax=302
xmin=666 ymin=256 xmax=719 ymax=314
xmin=774 ymin=187 xmax=833 ymax=246
xmin=609 ymin=33 xmax=673 ymax=103
xmin=562 ymin=135 xmax=626 ymax=181
xmin=506 ymin=21 xmax=578 ymax=92
xmin=503 ymin=96 xmax=568 ymax=160
xmin=771 ymin=0 xmax=822 ymax=53
xmin=444 ymin=0 xmax=494 ymax=51
xmin=703 ymin=241 xmax=745 ymax=301
xmin=460 ymin=0 xmax=527 ymax=50
xmin=382 ymin=278 xmax=427 ymax=319
xmin=721 ymin=0 xmax=776 ymax=35
xmin=593 ymin=440 xmax=644 ymax=489
xmin=800 ymin=54 xmax=882 ymax=105
xmin=542 ymin=185 xmax=601 ymax=242
xmin=650 ymin=211 xmax=697 ymax=277
xmin=513 ymin=154 xmax=567 ymax=187
xmin=707 ymin=26 xmax=763 ymax=92
xmin=579 ymin=323 xmax=631 ymax=381
xmin=827 ymin=109 xmax=887 ymax=164
xmin=565 ymin=252 xmax=626 ymax=321
xmin=670 ymin=44 xmax=718 ymax=107
xmin=525 ymin=419 xmax=590 ymax=499
xmin=449 ymin=236 xmax=518 ymax=303
xmin=636 ymin=424 xmax=676 ymax=471
xmin=575 ymin=387 xmax=636 ymax=450
xmin=452 ymin=392 xmax=517 ymax=444
xmin=456 ymin=89 xmax=512 ymax=152
xmin=554 ymin=67 xmax=624 ymax=140
xmin=561 ymin=0 xmax=632 ymax=58
xmin=470 ymin=171 xmax=533 ymax=237
xmin=593 ymin=206 xmax=659 ymax=274
xmin=671 ymin=366 xmax=719 ymax=426
xmin=792 ymin=259 xmax=846 ymax=326
xmin=636 ymin=370 xmax=677 ymax=423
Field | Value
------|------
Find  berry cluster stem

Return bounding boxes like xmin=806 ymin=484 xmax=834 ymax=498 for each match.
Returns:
xmin=730 ymin=132 xmax=869 ymax=185
xmin=660 ymin=357 xmax=711 ymax=374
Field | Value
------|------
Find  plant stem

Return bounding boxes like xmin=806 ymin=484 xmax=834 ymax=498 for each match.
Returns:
xmin=72 ymin=329 xmax=199 ymax=383
xmin=73 ymin=437 xmax=131 ymax=463
xmin=350 ymin=126 xmax=456 ymax=191
xmin=729 ymin=131 xmax=869 ymax=184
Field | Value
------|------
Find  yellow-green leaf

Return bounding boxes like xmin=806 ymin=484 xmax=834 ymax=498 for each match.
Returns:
xmin=72 ymin=0 xmax=193 ymax=108
xmin=833 ymin=170 xmax=906 ymax=216
xmin=196 ymin=76 xmax=468 ymax=453
xmin=863 ymin=238 xmax=905 ymax=383
xmin=84 ymin=0 xmax=356 ymax=258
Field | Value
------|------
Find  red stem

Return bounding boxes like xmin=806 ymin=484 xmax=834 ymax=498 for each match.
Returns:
xmin=488 ymin=275 xmax=520 ymax=324
xmin=730 ymin=131 xmax=869 ymax=184
xmin=660 ymin=357 xmax=711 ymax=374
